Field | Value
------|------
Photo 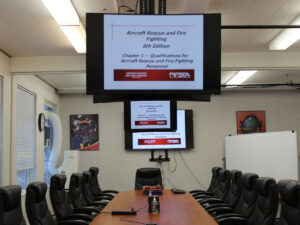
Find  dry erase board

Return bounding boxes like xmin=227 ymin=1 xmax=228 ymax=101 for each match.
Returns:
xmin=225 ymin=131 xmax=298 ymax=181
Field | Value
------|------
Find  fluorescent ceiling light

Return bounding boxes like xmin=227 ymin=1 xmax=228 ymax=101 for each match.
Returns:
xmin=41 ymin=0 xmax=79 ymax=25
xmin=226 ymin=70 xmax=257 ymax=85
xmin=269 ymin=15 xmax=300 ymax=50
xmin=61 ymin=24 xmax=86 ymax=53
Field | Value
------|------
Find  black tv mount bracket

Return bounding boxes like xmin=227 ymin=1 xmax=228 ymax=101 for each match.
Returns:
xmin=149 ymin=150 xmax=170 ymax=162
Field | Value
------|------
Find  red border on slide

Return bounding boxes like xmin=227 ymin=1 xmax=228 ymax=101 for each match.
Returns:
xmin=135 ymin=120 xmax=167 ymax=126
xmin=138 ymin=138 xmax=181 ymax=145
xmin=114 ymin=69 xmax=194 ymax=81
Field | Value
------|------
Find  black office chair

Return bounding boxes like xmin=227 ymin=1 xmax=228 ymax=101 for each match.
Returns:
xmin=89 ymin=167 xmax=119 ymax=197
xmin=190 ymin=167 xmax=222 ymax=197
xmin=50 ymin=174 xmax=95 ymax=222
xmin=26 ymin=182 xmax=89 ymax=225
xmin=69 ymin=173 xmax=106 ymax=211
xmin=0 ymin=185 xmax=25 ymax=225
xmin=196 ymin=169 xmax=231 ymax=202
xmin=202 ymin=170 xmax=243 ymax=210
xmin=82 ymin=171 xmax=112 ymax=204
xmin=208 ymin=173 xmax=258 ymax=219
xmin=135 ymin=168 xmax=164 ymax=190
xmin=216 ymin=177 xmax=278 ymax=225
xmin=277 ymin=179 xmax=300 ymax=225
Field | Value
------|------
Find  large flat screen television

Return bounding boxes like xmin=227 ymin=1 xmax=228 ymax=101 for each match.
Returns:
xmin=124 ymin=100 xmax=177 ymax=132
xmin=125 ymin=110 xmax=193 ymax=150
xmin=87 ymin=13 xmax=221 ymax=97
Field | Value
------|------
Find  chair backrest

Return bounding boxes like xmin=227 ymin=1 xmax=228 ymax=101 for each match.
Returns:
xmin=212 ymin=169 xmax=231 ymax=200
xmin=233 ymin=173 xmax=258 ymax=218
xmin=69 ymin=173 xmax=88 ymax=208
xmin=223 ymin=170 xmax=243 ymax=208
xmin=0 ymin=185 xmax=25 ymax=225
xmin=247 ymin=177 xmax=279 ymax=225
xmin=89 ymin=167 xmax=102 ymax=196
xmin=135 ymin=168 xmax=163 ymax=190
xmin=277 ymin=179 xmax=300 ymax=225
xmin=207 ymin=167 xmax=222 ymax=192
xmin=82 ymin=171 xmax=96 ymax=202
xmin=25 ymin=182 xmax=56 ymax=225
xmin=50 ymin=174 xmax=74 ymax=220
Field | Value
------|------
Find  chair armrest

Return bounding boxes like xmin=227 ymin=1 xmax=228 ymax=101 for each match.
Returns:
xmin=87 ymin=201 xmax=106 ymax=208
xmin=73 ymin=206 xmax=101 ymax=215
xmin=95 ymin=196 xmax=112 ymax=201
xmin=97 ymin=193 xmax=114 ymax=199
xmin=206 ymin=206 xmax=234 ymax=216
xmin=102 ymin=190 xmax=119 ymax=194
xmin=195 ymin=195 xmax=211 ymax=201
xmin=214 ymin=213 xmax=243 ymax=220
xmin=58 ymin=220 xmax=90 ymax=225
xmin=65 ymin=213 xmax=94 ymax=222
xmin=204 ymin=203 xmax=229 ymax=211
xmin=189 ymin=189 xmax=206 ymax=194
xmin=193 ymin=192 xmax=214 ymax=198
xmin=198 ymin=197 xmax=223 ymax=205
xmin=216 ymin=216 xmax=247 ymax=225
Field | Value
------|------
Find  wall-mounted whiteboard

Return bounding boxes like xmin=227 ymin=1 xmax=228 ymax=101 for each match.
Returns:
xmin=225 ymin=131 xmax=298 ymax=181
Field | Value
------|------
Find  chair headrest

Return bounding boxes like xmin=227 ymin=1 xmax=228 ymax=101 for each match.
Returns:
xmin=212 ymin=167 xmax=222 ymax=178
xmin=230 ymin=170 xmax=242 ymax=184
xmin=136 ymin=168 xmax=161 ymax=178
xmin=89 ymin=167 xmax=99 ymax=176
xmin=51 ymin=174 xmax=66 ymax=190
xmin=71 ymin=173 xmax=83 ymax=187
xmin=218 ymin=169 xmax=230 ymax=182
xmin=278 ymin=179 xmax=300 ymax=208
xmin=82 ymin=171 xmax=91 ymax=183
xmin=27 ymin=182 xmax=47 ymax=202
xmin=0 ymin=185 xmax=22 ymax=211
xmin=242 ymin=173 xmax=258 ymax=190
xmin=256 ymin=177 xmax=276 ymax=196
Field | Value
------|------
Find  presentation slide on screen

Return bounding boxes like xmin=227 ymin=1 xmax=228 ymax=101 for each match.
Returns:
xmin=132 ymin=110 xmax=186 ymax=149
xmin=103 ymin=15 xmax=204 ymax=90
xmin=131 ymin=101 xmax=171 ymax=129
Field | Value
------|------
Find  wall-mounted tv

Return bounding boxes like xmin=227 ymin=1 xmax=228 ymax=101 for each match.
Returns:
xmin=125 ymin=110 xmax=193 ymax=150
xmin=124 ymin=100 xmax=177 ymax=132
xmin=87 ymin=13 xmax=221 ymax=97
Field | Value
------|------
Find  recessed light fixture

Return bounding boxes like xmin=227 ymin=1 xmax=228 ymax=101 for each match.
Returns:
xmin=269 ymin=15 xmax=300 ymax=50
xmin=41 ymin=0 xmax=86 ymax=53
xmin=226 ymin=70 xmax=257 ymax=85
xmin=60 ymin=24 xmax=86 ymax=53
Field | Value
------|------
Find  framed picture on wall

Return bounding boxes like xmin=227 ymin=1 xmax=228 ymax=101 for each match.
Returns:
xmin=236 ymin=111 xmax=265 ymax=134
xmin=70 ymin=114 xmax=99 ymax=151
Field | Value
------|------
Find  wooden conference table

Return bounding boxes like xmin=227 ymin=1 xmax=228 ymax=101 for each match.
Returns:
xmin=90 ymin=190 xmax=218 ymax=225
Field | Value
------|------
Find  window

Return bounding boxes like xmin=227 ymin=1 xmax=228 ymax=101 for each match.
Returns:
xmin=0 ymin=76 xmax=2 ymax=186
xmin=16 ymin=86 xmax=36 ymax=190
xmin=44 ymin=100 xmax=56 ymax=185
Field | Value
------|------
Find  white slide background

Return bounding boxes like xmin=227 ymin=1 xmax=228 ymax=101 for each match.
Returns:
xmin=225 ymin=131 xmax=298 ymax=181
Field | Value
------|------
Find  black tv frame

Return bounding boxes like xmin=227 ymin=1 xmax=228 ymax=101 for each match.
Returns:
xmin=86 ymin=13 xmax=221 ymax=97
xmin=124 ymin=100 xmax=177 ymax=132
xmin=125 ymin=109 xmax=193 ymax=150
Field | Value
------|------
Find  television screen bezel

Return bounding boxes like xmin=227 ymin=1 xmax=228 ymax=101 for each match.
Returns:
xmin=86 ymin=13 xmax=221 ymax=96
xmin=125 ymin=109 xmax=193 ymax=150
xmin=124 ymin=100 xmax=177 ymax=132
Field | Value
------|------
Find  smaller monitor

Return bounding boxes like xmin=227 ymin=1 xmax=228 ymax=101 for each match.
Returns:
xmin=124 ymin=100 xmax=177 ymax=132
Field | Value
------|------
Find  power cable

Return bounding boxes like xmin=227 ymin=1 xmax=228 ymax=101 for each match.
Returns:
xmin=168 ymin=150 xmax=177 ymax=173
xmin=178 ymin=151 xmax=206 ymax=189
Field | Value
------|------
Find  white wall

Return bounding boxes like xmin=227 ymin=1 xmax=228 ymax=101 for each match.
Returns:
xmin=59 ymin=90 xmax=300 ymax=192
xmin=0 ymin=52 xmax=11 ymax=186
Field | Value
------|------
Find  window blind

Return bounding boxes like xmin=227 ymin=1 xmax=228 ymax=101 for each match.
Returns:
xmin=16 ymin=86 xmax=36 ymax=170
